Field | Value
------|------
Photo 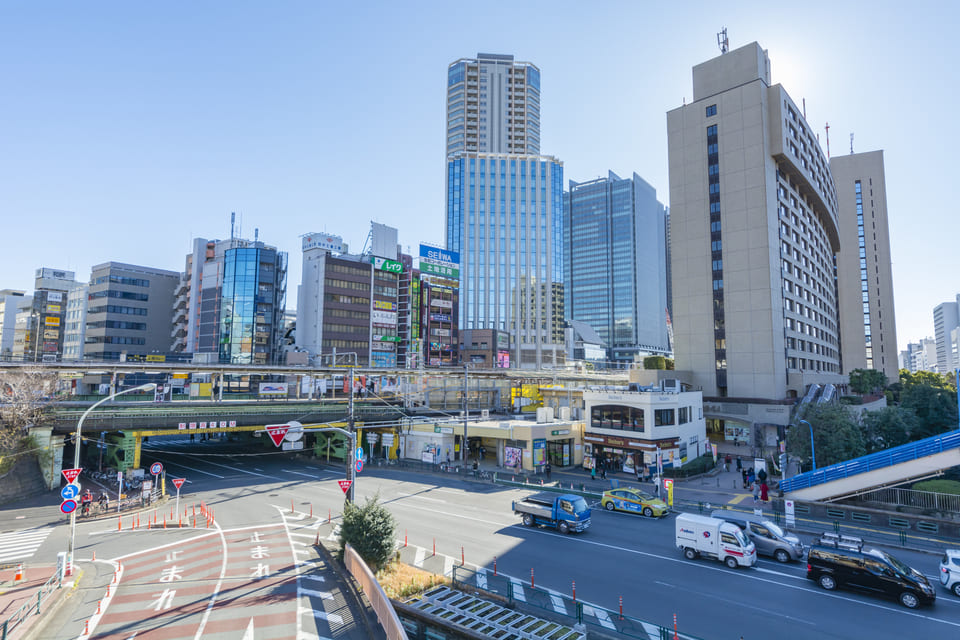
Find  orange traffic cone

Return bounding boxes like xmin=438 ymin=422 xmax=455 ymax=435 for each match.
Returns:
xmin=14 ymin=564 xmax=23 ymax=582
xmin=92 ymin=550 xmax=96 ymax=561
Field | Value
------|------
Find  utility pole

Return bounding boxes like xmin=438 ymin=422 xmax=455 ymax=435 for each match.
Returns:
xmin=462 ymin=365 xmax=468 ymax=463
xmin=346 ymin=367 xmax=355 ymax=503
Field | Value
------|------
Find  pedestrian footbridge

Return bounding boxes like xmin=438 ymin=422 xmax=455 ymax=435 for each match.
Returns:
xmin=780 ymin=430 xmax=960 ymax=502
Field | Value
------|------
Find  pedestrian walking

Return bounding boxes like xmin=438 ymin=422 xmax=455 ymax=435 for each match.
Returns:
xmin=741 ymin=468 xmax=749 ymax=489
xmin=747 ymin=468 xmax=755 ymax=485
xmin=752 ymin=482 xmax=760 ymax=505
xmin=724 ymin=453 xmax=731 ymax=472
xmin=546 ymin=462 xmax=552 ymax=480
xmin=736 ymin=455 xmax=743 ymax=472
xmin=760 ymin=481 xmax=769 ymax=502
xmin=654 ymin=474 xmax=661 ymax=498
xmin=591 ymin=465 xmax=597 ymax=481
xmin=757 ymin=467 xmax=768 ymax=485
xmin=601 ymin=465 xmax=607 ymax=480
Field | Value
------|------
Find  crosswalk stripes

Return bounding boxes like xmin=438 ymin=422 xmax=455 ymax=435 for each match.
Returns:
xmin=0 ymin=528 xmax=52 ymax=564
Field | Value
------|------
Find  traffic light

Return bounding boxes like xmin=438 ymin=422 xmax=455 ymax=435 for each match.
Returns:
xmin=778 ymin=453 xmax=787 ymax=472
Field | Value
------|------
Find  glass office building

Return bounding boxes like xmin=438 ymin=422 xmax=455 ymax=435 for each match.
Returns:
xmin=446 ymin=152 xmax=564 ymax=368
xmin=564 ymin=171 xmax=670 ymax=366
xmin=218 ymin=245 xmax=287 ymax=364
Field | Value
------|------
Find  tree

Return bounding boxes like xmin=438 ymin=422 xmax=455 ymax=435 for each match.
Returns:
xmin=848 ymin=369 xmax=888 ymax=395
xmin=860 ymin=407 xmax=916 ymax=454
xmin=0 ymin=370 xmax=58 ymax=472
xmin=787 ymin=404 xmax=865 ymax=470
xmin=900 ymin=383 xmax=958 ymax=439
xmin=643 ymin=356 xmax=666 ymax=370
xmin=338 ymin=494 xmax=396 ymax=571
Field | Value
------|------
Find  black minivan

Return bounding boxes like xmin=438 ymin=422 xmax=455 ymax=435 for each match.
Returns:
xmin=806 ymin=533 xmax=936 ymax=609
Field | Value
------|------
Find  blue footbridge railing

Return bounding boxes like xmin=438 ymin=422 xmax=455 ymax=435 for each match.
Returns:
xmin=780 ymin=430 xmax=960 ymax=493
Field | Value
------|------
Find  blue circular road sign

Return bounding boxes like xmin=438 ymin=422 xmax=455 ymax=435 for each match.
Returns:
xmin=61 ymin=484 xmax=80 ymax=500
xmin=356 ymin=458 xmax=364 ymax=473
xmin=60 ymin=499 xmax=78 ymax=514
xmin=150 ymin=462 xmax=164 ymax=476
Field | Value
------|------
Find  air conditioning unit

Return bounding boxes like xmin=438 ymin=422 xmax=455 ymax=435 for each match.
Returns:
xmin=480 ymin=409 xmax=489 ymax=420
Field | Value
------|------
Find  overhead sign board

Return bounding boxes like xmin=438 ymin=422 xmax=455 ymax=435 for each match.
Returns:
xmin=419 ymin=245 xmax=460 ymax=266
xmin=266 ymin=424 xmax=290 ymax=447
xmin=371 ymin=310 xmax=397 ymax=326
xmin=62 ymin=468 xmax=82 ymax=484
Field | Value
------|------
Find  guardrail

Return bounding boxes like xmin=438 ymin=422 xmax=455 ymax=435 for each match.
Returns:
xmin=780 ymin=430 xmax=960 ymax=493
xmin=851 ymin=486 xmax=960 ymax=514
xmin=1 ymin=569 xmax=62 ymax=639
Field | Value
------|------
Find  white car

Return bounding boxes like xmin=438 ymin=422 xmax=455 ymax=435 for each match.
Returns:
xmin=939 ymin=550 xmax=960 ymax=597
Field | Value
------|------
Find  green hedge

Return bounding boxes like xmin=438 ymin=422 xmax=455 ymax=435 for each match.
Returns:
xmin=666 ymin=453 xmax=716 ymax=478
xmin=911 ymin=479 xmax=960 ymax=495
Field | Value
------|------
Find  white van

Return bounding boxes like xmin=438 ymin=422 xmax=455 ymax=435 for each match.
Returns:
xmin=676 ymin=513 xmax=756 ymax=568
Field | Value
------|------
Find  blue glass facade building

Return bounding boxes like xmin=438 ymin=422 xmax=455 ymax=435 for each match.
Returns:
xmin=564 ymin=171 xmax=670 ymax=366
xmin=446 ymin=153 xmax=564 ymax=368
xmin=219 ymin=245 xmax=287 ymax=364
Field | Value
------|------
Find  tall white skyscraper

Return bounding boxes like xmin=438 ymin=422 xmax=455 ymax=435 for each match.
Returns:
xmin=446 ymin=53 xmax=540 ymax=158
xmin=933 ymin=296 xmax=960 ymax=374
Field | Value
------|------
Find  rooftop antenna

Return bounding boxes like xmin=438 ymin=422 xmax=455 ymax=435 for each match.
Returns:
xmin=254 ymin=227 xmax=259 ymax=244
xmin=230 ymin=211 xmax=235 ymax=240
xmin=802 ymin=98 xmax=806 ymax=120
xmin=825 ymin=122 xmax=831 ymax=159
xmin=850 ymin=133 xmax=854 ymax=154
xmin=717 ymin=28 xmax=729 ymax=54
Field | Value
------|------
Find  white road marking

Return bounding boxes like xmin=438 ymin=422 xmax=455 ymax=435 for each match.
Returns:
xmin=443 ymin=555 xmax=453 ymax=577
xmin=414 ymin=547 xmax=426 ymax=568
xmin=302 ymin=575 xmax=326 ymax=583
xmin=283 ymin=469 xmax=319 ymax=478
xmin=153 ymin=459 xmax=225 ymax=478
xmin=298 ymin=605 xmax=343 ymax=624
xmin=299 ymin=587 xmax=334 ymax=600
xmin=173 ymin=453 xmax=280 ymax=479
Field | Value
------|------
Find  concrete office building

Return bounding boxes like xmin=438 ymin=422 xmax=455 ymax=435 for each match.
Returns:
xmin=667 ymin=42 xmax=843 ymax=444
xmin=933 ymin=297 xmax=960 ymax=374
xmin=0 ymin=290 xmax=29 ymax=359
xmin=831 ymin=150 xmax=898 ymax=381
xmin=297 ymin=226 xmax=405 ymax=368
xmin=564 ymin=171 xmax=671 ymax=365
xmin=18 ymin=268 xmax=83 ymax=362
xmin=446 ymin=53 xmax=540 ymax=158
xmin=62 ymin=284 xmax=89 ymax=361
xmin=84 ymin=262 xmax=179 ymax=361
xmin=447 ymin=153 xmax=565 ymax=368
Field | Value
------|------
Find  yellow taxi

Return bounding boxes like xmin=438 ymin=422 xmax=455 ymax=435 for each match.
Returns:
xmin=600 ymin=487 xmax=668 ymax=518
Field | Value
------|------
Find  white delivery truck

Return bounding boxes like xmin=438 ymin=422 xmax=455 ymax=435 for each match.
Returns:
xmin=675 ymin=513 xmax=757 ymax=568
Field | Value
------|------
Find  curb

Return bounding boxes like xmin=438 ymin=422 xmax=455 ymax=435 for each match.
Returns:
xmin=18 ymin=568 xmax=82 ymax=640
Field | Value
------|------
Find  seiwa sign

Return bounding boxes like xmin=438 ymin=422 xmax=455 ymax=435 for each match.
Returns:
xmin=419 ymin=244 xmax=459 ymax=266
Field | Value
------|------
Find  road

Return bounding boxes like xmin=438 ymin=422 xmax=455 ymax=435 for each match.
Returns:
xmin=4 ymin=439 xmax=960 ymax=639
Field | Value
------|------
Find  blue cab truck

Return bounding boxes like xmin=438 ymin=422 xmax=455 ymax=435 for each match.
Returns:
xmin=512 ymin=492 xmax=591 ymax=534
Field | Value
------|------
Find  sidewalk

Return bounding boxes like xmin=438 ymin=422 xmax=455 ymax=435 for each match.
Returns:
xmin=0 ymin=564 xmax=73 ymax=640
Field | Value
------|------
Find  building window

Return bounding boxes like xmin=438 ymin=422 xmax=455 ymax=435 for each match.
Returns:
xmin=706 ymin=104 xmax=717 ymax=117
xmin=654 ymin=409 xmax=675 ymax=426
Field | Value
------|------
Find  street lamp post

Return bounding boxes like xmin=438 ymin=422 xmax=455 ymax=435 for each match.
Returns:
xmin=798 ymin=419 xmax=816 ymax=471
xmin=66 ymin=382 xmax=155 ymax=575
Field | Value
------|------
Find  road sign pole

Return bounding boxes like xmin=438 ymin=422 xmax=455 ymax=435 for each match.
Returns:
xmin=175 ymin=486 xmax=180 ymax=517
xmin=347 ymin=367 xmax=355 ymax=504
xmin=117 ymin=474 xmax=123 ymax=513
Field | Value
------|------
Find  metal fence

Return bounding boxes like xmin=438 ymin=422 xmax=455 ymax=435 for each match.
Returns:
xmin=849 ymin=486 xmax=960 ymax=515
xmin=1 ymin=569 xmax=62 ymax=640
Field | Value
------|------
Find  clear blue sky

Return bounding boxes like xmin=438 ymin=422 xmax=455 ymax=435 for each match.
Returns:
xmin=1 ymin=1 xmax=955 ymax=352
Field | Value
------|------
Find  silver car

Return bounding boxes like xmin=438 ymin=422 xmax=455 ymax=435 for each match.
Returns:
xmin=940 ymin=549 xmax=960 ymax=597
xmin=711 ymin=510 xmax=804 ymax=563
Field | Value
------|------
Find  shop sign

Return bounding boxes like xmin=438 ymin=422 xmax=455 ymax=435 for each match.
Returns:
xmin=430 ymin=313 xmax=451 ymax=322
xmin=373 ymin=300 xmax=395 ymax=310
xmin=551 ymin=430 xmax=569 ymax=436
xmin=46 ymin=304 xmax=62 ymax=313
xmin=44 ymin=316 xmax=60 ymax=327
xmin=43 ymin=329 xmax=60 ymax=339
xmin=372 ymin=310 xmax=397 ymax=326
xmin=421 ymin=261 xmax=459 ymax=278
xmin=372 ymin=257 xmax=403 ymax=274
xmin=419 ymin=245 xmax=460 ymax=266
xmin=430 ymin=298 xmax=453 ymax=309
xmin=302 ymin=234 xmax=344 ymax=253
